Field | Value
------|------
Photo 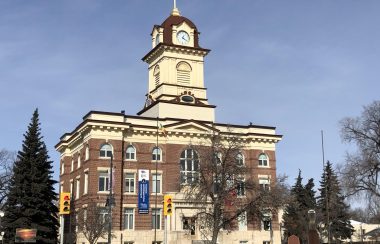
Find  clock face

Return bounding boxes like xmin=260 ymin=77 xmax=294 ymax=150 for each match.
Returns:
xmin=176 ymin=31 xmax=190 ymax=45
xmin=155 ymin=34 xmax=160 ymax=45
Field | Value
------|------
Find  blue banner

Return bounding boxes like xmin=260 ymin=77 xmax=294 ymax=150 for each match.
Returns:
xmin=138 ymin=169 xmax=149 ymax=214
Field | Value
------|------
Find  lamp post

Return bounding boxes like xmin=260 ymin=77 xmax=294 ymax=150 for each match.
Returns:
xmin=107 ymin=153 xmax=114 ymax=244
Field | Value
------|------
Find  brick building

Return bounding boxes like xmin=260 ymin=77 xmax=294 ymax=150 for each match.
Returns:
xmin=56 ymin=4 xmax=282 ymax=244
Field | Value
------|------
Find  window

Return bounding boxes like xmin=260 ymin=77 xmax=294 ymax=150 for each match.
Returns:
xmin=84 ymin=172 xmax=88 ymax=195
xmin=100 ymin=144 xmax=112 ymax=158
xmin=124 ymin=208 xmax=134 ymax=230
xmin=183 ymin=217 xmax=196 ymax=235
xmin=263 ymin=242 xmax=270 ymax=244
xmin=77 ymin=155 xmax=81 ymax=168
xmin=61 ymin=162 xmax=64 ymax=174
xmin=125 ymin=173 xmax=135 ymax=193
xmin=154 ymin=65 xmax=160 ymax=87
xmin=238 ymin=212 xmax=247 ymax=231
xmin=176 ymin=61 xmax=191 ymax=85
xmin=71 ymin=159 xmax=74 ymax=172
xmin=152 ymin=173 xmax=162 ymax=194
xmin=258 ymin=154 xmax=268 ymax=167
xmin=259 ymin=178 xmax=270 ymax=191
xmin=98 ymin=170 xmax=110 ymax=192
xmin=75 ymin=178 xmax=80 ymax=199
xmin=236 ymin=153 xmax=244 ymax=166
xmin=85 ymin=145 xmax=89 ymax=160
xmin=124 ymin=242 xmax=134 ymax=244
xmin=99 ymin=207 xmax=109 ymax=224
xmin=152 ymin=147 xmax=161 ymax=161
xmin=262 ymin=212 xmax=272 ymax=231
xmin=240 ymin=241 xmax=248 ymax=244
xmin=236 ymin=178 xmax=246 ymax=197
xmin=126 ymin=145 xmax=136 ymax=160
xmin=152 ymin=208 xmax=161 ymax=230
xmin=180 ymin=149 xmax=199 ymax=184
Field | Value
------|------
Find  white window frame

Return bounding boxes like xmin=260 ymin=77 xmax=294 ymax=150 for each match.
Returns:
xmin=236 ymin=152 xmax=245 ymax=166
xmin=98 ymin=170 xmax=110 ymax=193
xmin=85 ymin=145 xmax=90 ymax=161
xmin=77 ymin=155 xmax=81 ymax=169
xmin=180 ymin=149 xmax=199 ymax=184
xmin=258 ymin=154 xmax=269 ymax=167
xmin=75 ymin=178 xmax=80 ymax=199
xmin=152 ymin=208 xmax=162 ymax=230
xmin=152 ymin=173 xmax=162 ymax=194
xmin=124 ymin=172 xmax=136 ymax=194
xmin=259 ymin=178 xmax=270 ymax=191
xmin=126 ymin=145 xmax=136 ymax=160
xmin=236 ymin=177 xmax=246 ymax=197
xmin=71 ymin=159 xmax=74 ymax=172
xmin=100 ymin=144 xmax=113 ymax=158
xmin=124 ymin=208 xmax=135 ymax=230
xmin=84 ymin=170 xmax=89 ymax=195
xmin=61 ymin=161 xmax=65 ymax=175
xmin=152 ymin=147 xmax=162 ymax=161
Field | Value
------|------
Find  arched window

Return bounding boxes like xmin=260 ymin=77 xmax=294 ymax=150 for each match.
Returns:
xmin=258 ymin=154 xmax=269 ymax=167
xmin=85 ymin=145 xmax=90 ymax=161
xmin=236 ymin=153 xmax=244 ymax=166
xmin=176 ymin=61 xmax=191 ymax=85
xmin=61 ymin=161 xmax=65 ymax=174
xmin=126 ymin=145 xmax=136 ymax=160
xmin=153 ymin=65 xmax=160 ymax=87
xmin=100 ymin=144 xmax=113 ymax=158
xmin=180 ymin=149 xmax=199 ymax=184
xmin=152 ymin=147 xmax=161 ymax=161
xmin=71 ymin=159 xmax=74 ymax=172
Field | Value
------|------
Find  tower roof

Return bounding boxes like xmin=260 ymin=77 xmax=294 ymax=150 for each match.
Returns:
xmin=159 ymin=15 xmax=200 ymax=48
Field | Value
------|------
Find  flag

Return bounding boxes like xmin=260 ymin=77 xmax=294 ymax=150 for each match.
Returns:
xmin=158 ymin=123 xmax=168 ymax=137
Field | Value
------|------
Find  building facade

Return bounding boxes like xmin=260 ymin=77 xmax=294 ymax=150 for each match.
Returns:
xmin=56 ymin=5 xmax=283 ymax=244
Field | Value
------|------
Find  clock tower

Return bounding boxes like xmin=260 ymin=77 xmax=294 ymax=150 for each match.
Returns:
xmin=138 ymin=5 xmax=216 ymax=121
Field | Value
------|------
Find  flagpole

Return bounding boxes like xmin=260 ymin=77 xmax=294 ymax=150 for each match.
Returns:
xmin=154 ymin=117 xmax=159 ymax=243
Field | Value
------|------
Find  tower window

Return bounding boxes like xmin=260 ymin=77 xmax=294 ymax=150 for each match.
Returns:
xmin=176 ymin=61 xmax=191 ymax=85
xmin=153 ymin=65 xmax=160 ymax=87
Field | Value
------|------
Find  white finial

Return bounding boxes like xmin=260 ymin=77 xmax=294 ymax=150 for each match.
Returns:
xmin=171 ymin=0 xmax=181 ymax=16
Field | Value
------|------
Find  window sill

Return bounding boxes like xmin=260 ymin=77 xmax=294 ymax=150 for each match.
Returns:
xmin=151 ymin=160 xmax=162 ymax=163
xmin=97 ymin=191 xmax=110 ymax=194
xmin=123 ymin=192 xmax=137 ymax=195
xmin=151 ymin=193 xmax=163 ymax=195
xmin=258 ymin=165 xmax=270 ymax=168
xmin=125 ymin=159 xmax=137 ymax=162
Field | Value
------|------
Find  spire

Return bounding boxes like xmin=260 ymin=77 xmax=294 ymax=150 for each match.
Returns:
xmin=171 ymin=0 xmax=181 ymax=16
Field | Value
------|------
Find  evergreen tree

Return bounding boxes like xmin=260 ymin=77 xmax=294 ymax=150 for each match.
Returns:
xmin=283 ymin=170 xmax=317 ymax=244
xmin=2 ymin=109 xmax=59 ymax=243
xmin=318 ymin=161 xmax=353 ymax=243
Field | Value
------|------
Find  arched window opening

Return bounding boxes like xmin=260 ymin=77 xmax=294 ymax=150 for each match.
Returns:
xmin=85 ymin=145 xmax=90 ymax=160
xmin=100 ymin=144 xmax=113 ymax=158
xmin=152 ymin=147 xmax=162 ymax=161
xmin=258 ymin=154 xmax=269 ymax=167
xmin=236 ymin=153 xmax=244 ymax=166
xmin=176 ymin=62 xmax=191 ymax=85
xmin=153 ymin=65 xmax=160 ymax=87
xmin=126 ymin=145 xmax=136 ymax=160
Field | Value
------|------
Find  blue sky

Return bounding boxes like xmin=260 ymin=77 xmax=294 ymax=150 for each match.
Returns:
xmin=1 ymin=0 xmax=379 ymax=193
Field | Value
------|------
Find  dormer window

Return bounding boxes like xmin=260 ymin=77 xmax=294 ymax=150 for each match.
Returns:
xmin=177 ymin=61 xmax=191 ymax=85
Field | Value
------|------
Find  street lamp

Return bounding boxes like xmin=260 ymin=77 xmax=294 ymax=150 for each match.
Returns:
xmin=308 ymin=209 xmax=316 ymax=230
